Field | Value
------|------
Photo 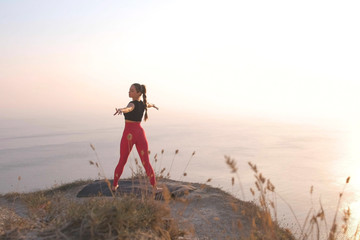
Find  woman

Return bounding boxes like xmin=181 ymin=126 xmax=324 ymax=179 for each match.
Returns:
xmin=112 ymin=83 xmax=159 ymax=192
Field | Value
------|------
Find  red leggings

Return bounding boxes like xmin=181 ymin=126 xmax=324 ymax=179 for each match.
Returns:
xmin=113 ymin=122 xmax=156 ymax=187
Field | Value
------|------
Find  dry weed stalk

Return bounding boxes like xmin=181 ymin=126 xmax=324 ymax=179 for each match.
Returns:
xmin=327 ymin=176 xmax=351 ymax=240
xmin=152 ymin=153 xmax=158 ymax=174
xmin=157 ymin=149 xmax=165 ymax=174
xmin=225 ymin=155 xmax=245 ymax=199
xmin=248 ymin=161 xmax=279 ymax=239
xmin=167 ymin=149 xmax=179 ymax=178
xmin=89 ymin=143 xmax=114 ymax=197
xmin=180 ymin=151 xmax=196 ymax=180
xmin=298 ymin=176 xmax=354 ymax=240
xmin=247 ymin=160 xmax=358 ymax=240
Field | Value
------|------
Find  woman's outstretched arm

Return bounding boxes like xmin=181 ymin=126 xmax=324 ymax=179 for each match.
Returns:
xmin=114 ymin=103 xmax=135 ymax=115
xmin=147 ymin=103 xmax=159 ymax=110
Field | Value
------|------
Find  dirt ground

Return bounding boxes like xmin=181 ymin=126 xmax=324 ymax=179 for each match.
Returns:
xmin=165 ymin=181 xmax=255 ymax=239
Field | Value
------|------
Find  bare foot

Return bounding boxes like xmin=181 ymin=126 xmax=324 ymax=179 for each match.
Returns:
xmin=154 ymin=186 xmax=163 ymax=194
xmin=111 ymin=185 xmax=119 ymax=192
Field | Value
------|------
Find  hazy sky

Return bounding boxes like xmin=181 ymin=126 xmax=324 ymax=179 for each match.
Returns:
xmin=1 ymin=0 xmax=360 ymax=125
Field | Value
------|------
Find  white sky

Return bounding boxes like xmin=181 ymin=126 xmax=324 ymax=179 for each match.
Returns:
xmin=1 ymin=0 xmax=360 ymax=125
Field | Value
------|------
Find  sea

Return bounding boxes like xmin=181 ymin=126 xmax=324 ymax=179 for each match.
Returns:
xmin=1 ymin=114 xmax=359 ymax=238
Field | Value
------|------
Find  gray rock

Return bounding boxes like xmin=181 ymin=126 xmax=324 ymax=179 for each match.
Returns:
xmin=76 ymin=178 xmax=197 ymax=200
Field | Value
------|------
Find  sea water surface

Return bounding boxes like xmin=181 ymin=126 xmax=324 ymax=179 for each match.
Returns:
xmin=0 ymin=116 xmax=359 ymax=237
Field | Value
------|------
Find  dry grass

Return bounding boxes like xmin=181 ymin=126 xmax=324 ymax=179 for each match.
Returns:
xmin=1 ymin=182 xmax=182 ymax=240
xmin=226 ymin=156 xmax=294 ymax=240
xmin=226 ymin=156 xmax=360 ymax=240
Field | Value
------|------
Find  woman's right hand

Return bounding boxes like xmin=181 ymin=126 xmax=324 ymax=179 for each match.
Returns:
xmin=114 ymin=108 xmax=122 ymax=115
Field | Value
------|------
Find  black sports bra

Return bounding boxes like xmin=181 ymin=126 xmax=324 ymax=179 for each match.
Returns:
xmin=124 ymin=100 xmax=145 ymax=122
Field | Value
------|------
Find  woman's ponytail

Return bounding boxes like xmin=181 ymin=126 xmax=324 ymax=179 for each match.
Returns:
xmin=141 ymin=85 xmax=148 ymax=121
xmin=133 ymin=83 xmax=149 ymax=121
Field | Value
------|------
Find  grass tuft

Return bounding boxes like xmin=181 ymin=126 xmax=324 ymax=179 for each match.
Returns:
xmin=1 ymin=183 xmax=182 ymax=239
